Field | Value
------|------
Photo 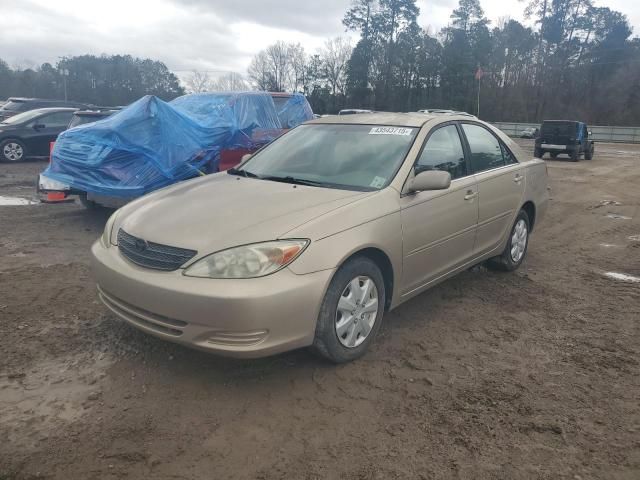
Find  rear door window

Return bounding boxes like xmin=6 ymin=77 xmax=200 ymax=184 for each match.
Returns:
xmin=415 ymin=124 xmax=467 ymax=179
xmin=40 ymin=112 xmax=75 ymax=127
xmin=461 ymin=124 xmax=506 ymax=173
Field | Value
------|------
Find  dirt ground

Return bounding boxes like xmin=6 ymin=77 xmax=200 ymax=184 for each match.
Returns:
xmin=1 ymin=140 xmax=639 ymax=479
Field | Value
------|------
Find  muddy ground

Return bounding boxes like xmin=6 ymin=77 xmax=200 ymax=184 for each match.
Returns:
xmin=1 ymin=141 xmax=639 ymax=479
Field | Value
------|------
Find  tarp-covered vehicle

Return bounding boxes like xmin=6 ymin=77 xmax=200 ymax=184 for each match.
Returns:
xmin=38 ymin=92 xmax=313 ymax=207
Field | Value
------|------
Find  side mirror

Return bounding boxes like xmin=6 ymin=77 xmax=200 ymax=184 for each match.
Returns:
xmin=33 ymin=123 xmax=45 ymax=130
xmin=241 ymin=154 xmax=252 ymax=163
xmin=407 ymin=170 xmax=451 ymax=193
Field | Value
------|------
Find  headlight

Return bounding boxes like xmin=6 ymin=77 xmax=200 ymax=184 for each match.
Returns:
xmin=183 ymin=240 xmax=309 ymax=279
xmin=101 ymin=210 xmax=119 ymax=247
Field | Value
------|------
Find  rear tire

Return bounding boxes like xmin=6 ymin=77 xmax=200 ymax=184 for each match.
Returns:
xmin=312 ymin=257 xmax=386 ymax=363
xmin=585 ymin=144 xmax=594 ymax=160
xmin=486 ymin=210 xmax=530 ymax=272
xmin=550 ymin=152 xmax=558 ymax=159
xmin=0 ymin=138 xmax=27 ymax=162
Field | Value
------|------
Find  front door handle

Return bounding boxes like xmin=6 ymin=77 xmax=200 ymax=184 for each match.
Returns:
xmin=464 ymin=190 xmax=478 ymax=201
xmin=514 ymin=174 xmax=523 ymax=184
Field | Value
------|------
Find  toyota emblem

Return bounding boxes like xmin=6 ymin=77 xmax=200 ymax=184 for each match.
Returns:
xmin=134 ymin=238 xmax=148 ymax=252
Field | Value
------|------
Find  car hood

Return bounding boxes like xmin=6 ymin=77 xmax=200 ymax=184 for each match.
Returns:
xmin=115 ymin=173 xmax=372 ymax=255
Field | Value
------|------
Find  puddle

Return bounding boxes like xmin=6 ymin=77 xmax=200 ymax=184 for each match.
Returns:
xmin=629 ymin=235 xmax=640 ymax=242
xmin=606 ymin=213 xmax=631 ymax=220
xmin=599 ymin=243 xmax=621 ymax=248
xmin=0 ymin=196 xmax=37 ymax=206
xmin=604 ymin=272 xmax=640 ymax=283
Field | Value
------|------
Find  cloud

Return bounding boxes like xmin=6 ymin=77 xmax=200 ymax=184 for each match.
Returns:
xmin=0 ymin=0 xmax=638 ymax=77
xmin=171 ymin=0 xmax=349 ymax=36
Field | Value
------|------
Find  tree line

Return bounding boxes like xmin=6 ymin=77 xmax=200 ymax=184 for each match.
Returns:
xmin=248 ymin=0 xmax=640 ymax=125
xmin=0 ymin=55 xmax=185 ymax=106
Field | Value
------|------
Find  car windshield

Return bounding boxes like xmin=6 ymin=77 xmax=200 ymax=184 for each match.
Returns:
xmin=0 ymin=100 xmax=27 ymax=112
xmin=0 ymin=109 xmax=44 ymax=125
xmin=236 ymin=124 xmax=417 ymax=191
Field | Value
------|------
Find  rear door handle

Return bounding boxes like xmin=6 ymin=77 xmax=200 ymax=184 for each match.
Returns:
xmin=514 ymin=174 xmax=523 ymax=184
xmin=464 ymin=190 xmax=478 ymax=201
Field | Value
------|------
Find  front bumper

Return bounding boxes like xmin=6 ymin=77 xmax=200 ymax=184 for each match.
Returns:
xmin=38 ymin=173 xmax=72 ymax=192
xmin=91 ymin=240 xmax=334 ymax=358
xmin=37 ymin=174 xmax=75 ymax=203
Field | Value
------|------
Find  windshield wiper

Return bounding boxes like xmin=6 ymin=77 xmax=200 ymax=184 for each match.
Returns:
xmin=261 ymin=175 xmax=328 ymax=187
xmin=227 ymin=168 xmax=260 ymax=178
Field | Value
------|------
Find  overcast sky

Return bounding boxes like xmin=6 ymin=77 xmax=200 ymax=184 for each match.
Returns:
xmin=1 ymin=0 xmax=638 ymax=78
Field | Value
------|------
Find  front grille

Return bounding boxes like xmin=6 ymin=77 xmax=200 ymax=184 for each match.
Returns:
xmin=117 ymin=229 xmax=197 ymax=271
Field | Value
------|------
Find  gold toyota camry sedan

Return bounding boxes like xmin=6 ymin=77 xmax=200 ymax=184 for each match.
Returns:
xmin=92 ymin=112 xmax=549 ymax=362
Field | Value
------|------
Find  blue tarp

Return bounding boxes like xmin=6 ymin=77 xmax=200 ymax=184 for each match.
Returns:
xmin=43 ymin=92 xmax=313 ymax=198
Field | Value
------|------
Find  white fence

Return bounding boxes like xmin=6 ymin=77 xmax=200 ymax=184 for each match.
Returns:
xmin=492 ymin=122 xmax=640 ymax=144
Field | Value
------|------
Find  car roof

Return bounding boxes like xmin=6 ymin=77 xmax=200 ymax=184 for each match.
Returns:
xmin=308 ymin=112 xmax=458 ymax=127
xmin=22 ymin=107 xmax=79 ymax=115
xmin=8 ymin=97 xmax=73 ymax=103
xmin=73 ymin=109 xmax=117 ymax=116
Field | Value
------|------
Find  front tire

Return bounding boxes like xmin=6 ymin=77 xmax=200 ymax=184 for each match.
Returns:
xmin=0 ymin=139 xmax=27 ymax=162
xmin=570 ymin=149 xmax=579 ymax=162
xmin=487 ymin=210 xmax=530 ymax=272
xmin=534 ymin=147 xmax=543 ymax=159
xmin=79 ymin=193 xmax=99 ymax=209
xmin=312 ymin=257 xmax=386 ymax=363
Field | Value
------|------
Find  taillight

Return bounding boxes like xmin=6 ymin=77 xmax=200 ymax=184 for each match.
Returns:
xmin=49 ymin=141 xmax=55 ymax=163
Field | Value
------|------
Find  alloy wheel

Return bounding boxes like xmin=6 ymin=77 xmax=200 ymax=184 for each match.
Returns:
xmin=3 ymin=142 xmax=24 ymax=161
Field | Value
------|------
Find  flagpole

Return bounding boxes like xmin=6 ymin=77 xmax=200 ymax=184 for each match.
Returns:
xmin=477 ymin=75 xmax=481 ymax=118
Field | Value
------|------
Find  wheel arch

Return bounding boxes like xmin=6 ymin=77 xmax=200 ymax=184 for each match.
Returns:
xmin=337 ymin=247 xmax=395 ymax=311
xmin=521 ymin=201 xmax=536 ymax=232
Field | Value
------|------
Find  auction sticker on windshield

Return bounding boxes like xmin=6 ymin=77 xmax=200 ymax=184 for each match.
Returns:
xmin=369 ymin=127 xmax=413 ymax=136
xmin=369 ymin=176 xmax=387 ymax=188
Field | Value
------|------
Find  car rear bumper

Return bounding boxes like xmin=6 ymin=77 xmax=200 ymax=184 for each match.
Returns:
xmin=91 ymin=240 xmax=334 ymax=358
xmin=540 ymin=144 xmax=569 ymax=150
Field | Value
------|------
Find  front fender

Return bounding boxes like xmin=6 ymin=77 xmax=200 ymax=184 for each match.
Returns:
xmin=288 ymin=211 xmax=404 ymax=306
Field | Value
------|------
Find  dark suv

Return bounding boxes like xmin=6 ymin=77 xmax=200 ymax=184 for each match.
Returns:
xmin=534 ymin=120 xmax=594 ymax=161
xmin=0 ymin=97 xmax=89 ymax=121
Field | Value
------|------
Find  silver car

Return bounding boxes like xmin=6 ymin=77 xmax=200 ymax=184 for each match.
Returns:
xmin=92 ymin=113 xmax=549 ymax=362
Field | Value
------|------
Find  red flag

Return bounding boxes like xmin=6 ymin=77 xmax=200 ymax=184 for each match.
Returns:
xmin=475 ymin=67 xmax=484 ymax=80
